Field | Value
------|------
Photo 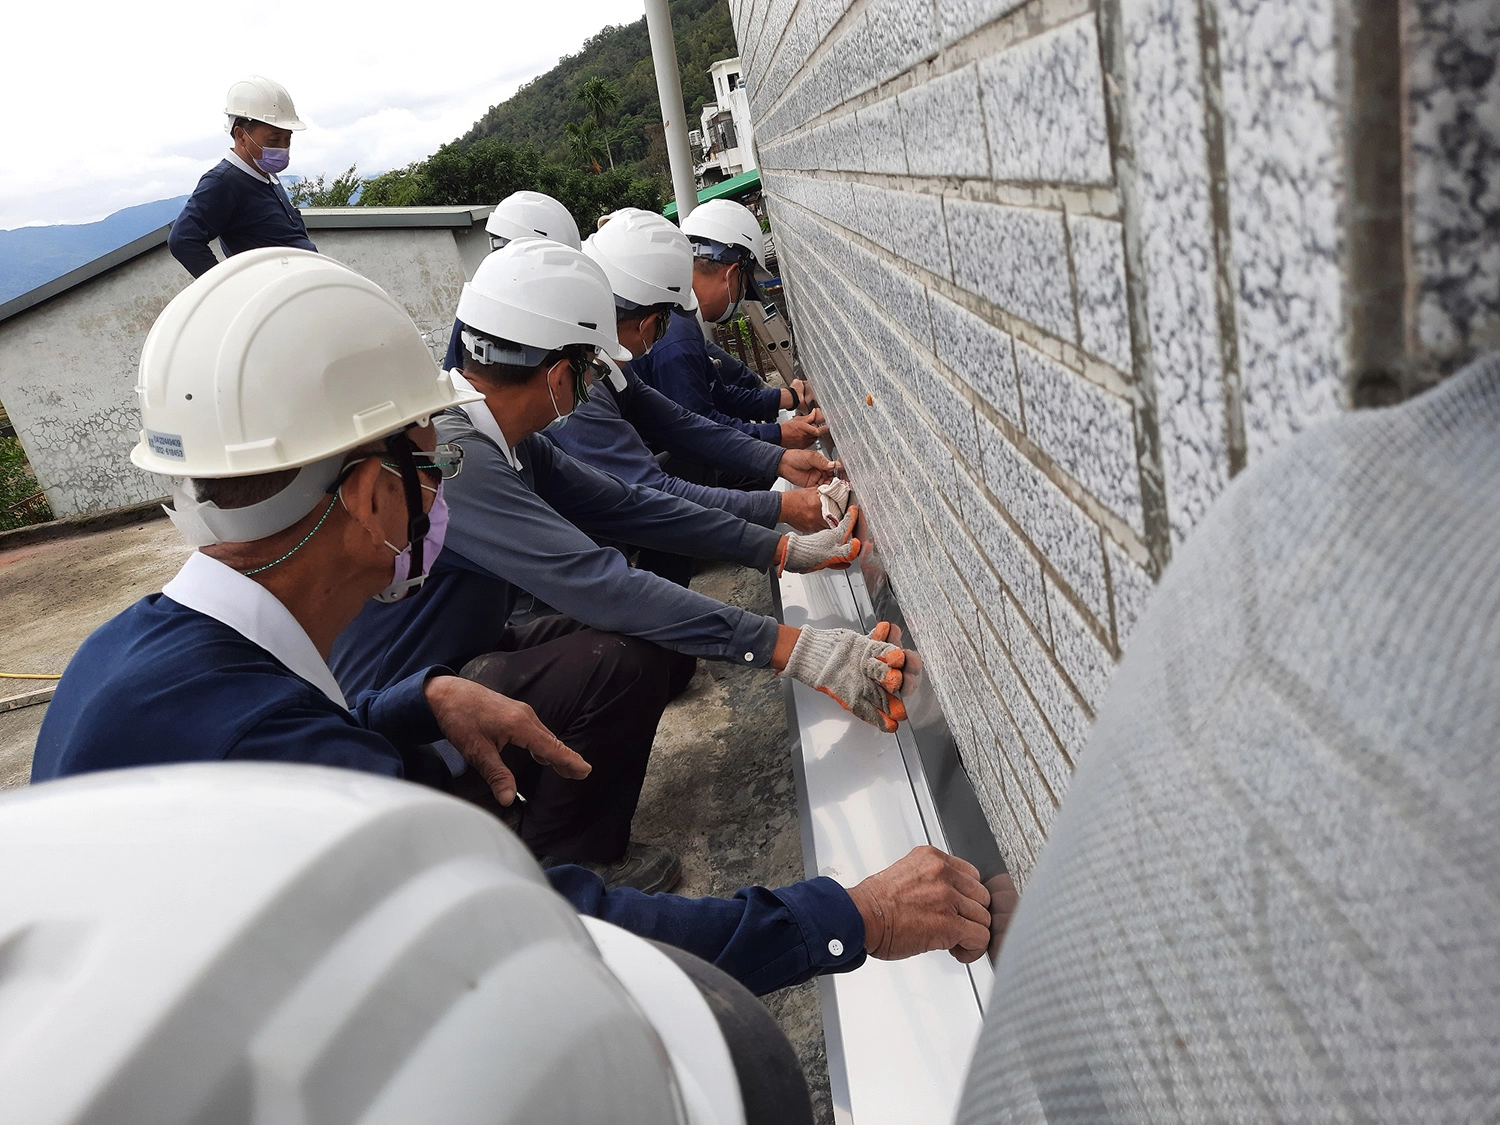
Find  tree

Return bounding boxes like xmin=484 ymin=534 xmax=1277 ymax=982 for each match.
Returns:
xmin=564 ymin=121 xmax=608 ymax=173
xmin=288 ymin=164 xmax=362 ymax=207
xmin=574 ymin=75 xmax=621 ymax=170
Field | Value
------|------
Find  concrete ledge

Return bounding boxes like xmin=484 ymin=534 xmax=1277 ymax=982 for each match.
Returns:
xmin=0 ymin=498 xmax=168 ymax=552
xmin=0 ymin=686 xmax=54 ymax=713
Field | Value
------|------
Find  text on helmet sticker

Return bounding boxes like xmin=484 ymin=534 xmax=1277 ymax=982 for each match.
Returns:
xmin=147 ymin=430 xmax=186 ymax=460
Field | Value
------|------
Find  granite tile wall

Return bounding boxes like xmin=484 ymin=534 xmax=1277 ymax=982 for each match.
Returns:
xmin=732 ymin=0 xmax=1497 ymax=882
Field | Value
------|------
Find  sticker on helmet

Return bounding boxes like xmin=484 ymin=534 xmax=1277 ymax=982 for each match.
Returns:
xmin=147 ymin=431 xmax=185 ymax=459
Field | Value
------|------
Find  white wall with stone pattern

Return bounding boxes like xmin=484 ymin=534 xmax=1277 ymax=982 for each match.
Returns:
xmin=0 ymin=224 xmax=479 ymax=518
xmin=731 ymin=0 xmax=1498 ymax=883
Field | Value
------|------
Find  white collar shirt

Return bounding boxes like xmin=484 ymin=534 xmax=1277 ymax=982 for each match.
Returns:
xmin=161 ymin=550 xmax=349 ymax=709
xmin=449 ymin=370 xmax=522 ymax=471
xmin=225 ymin=148 xmax=274 ymax=185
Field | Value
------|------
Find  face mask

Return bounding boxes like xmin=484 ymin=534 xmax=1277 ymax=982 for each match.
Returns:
xmin=543 ymin=373 xmax=572 ymax=432
xmin=255 ymin=147 xmax=291 ymax=175
xmin=373 ymin=481 xmax=448 ymax=603
xmin=712 ymin=267 xmax=745 ymax=324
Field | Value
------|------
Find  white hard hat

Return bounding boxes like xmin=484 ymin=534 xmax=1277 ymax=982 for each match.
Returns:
xmin=223 ymin=75 xmax=305 ymax=132
xmin=0 ymin=764 xmax=755 ymax=1125
xmin=132 ymin=248 xmax=480 ymax=479
xmin=455 ymin=239 xmax=633 ymax=363
xmin=583 ymin=208 xmax=699 ymax=313
xmin=680 ymin=199 xmax=767 ymax=270
xmin=486 ymin=190 xmax=581 ymax=250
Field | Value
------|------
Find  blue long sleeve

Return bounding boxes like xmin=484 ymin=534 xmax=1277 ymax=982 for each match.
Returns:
xmin=549 ymin=867 xmax=867 ymax=995
xmin=704 ymin=341 xmax=783 ymax=422
xmin=634 ymin=313 xmax=782 ymax=444
xmin=168 ymin=160 xmax=316 ymax=278
xmin=548 ymin=372 xmax=783 ymax=527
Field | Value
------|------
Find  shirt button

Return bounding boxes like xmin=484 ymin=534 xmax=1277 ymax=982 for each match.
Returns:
xmin=828 ymin=938 xmax=845 ymax=957
xmin=744 ymin=652 xmax=755 ymax=662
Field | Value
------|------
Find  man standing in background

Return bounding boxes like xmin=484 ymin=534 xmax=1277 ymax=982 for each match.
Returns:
xmin=168 ymin=76 xmax=316 ymax=278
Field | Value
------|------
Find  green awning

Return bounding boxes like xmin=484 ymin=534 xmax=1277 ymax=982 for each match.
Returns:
xmin=663 ymin=169 xmax=761 ymax=220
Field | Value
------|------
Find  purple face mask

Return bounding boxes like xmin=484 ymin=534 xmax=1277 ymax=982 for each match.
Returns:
xmin=254 ymin=147 xmax=291 ymax=175
xmin=373 ymin=481 xmax=448 ymax=603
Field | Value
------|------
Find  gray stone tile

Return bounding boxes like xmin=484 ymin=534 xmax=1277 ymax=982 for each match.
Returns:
xmin=865 ymin=0 xmax=938 ymax=87
xmin=915 ymin=362 xmax=981 ymax=472
xmin=857 ymin=97 xmax=909 ymax=175
xmin=981 ymin=631 xmax=1073 ymax=804
xmin=1044 ymin=575 xmax=1116 ymax=709
xmin=859 ymin=185 xmax=952 ymax=278
xmin=953 ymin=466 xmax=1048 ymax=629
xmin=1217 ymin=0 xmax=1346 ymax=463
xmin=1104 ymin=535 xmax=1155 ymax=652
xmin=1003 ymin=598 xmax=1092 ymax=761
xmin=1068 ymin=213 xmax=1133 ymax=371
xmin=939 ymin=0 xmax=1027 ymax=45
xmin=929 ymin=290 xmax=1022 ymax=425
xmin=898 ymin=64 xmax=992 ymax=179
xmin=944 ymin=198 xmax=1075 ymax=340
xmin=978 ymin=16 xmax=1114 ymax=185
xmin=1404 ymin=0 xmax=1500 ymax=371
xmin=977 ymin=411 xmax=1110 ymax=620
xmin=1013 ymin=339 xmax=1144 ymax=530
xmin=1119 ymin=0 xmax=1231 ymax=541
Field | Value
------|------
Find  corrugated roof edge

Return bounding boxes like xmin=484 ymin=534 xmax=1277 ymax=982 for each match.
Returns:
xmin=0 ymin=205 xmax=495 ymax=325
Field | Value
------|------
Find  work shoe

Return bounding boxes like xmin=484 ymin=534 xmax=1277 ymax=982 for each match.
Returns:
xmin=543 ymin=842 xmax=683 ymax=894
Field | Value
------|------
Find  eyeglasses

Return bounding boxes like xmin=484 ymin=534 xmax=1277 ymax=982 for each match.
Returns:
xmin=382 ymin=442 xmax=464 ymax=481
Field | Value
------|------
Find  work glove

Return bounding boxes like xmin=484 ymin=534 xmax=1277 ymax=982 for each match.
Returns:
xmin=780 ymin=621 xmax=908 ymax=732
xmin=776 ymin=505 xmax=862 ymax=575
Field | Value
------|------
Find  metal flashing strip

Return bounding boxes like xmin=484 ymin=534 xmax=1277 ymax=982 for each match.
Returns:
xmin=775 ymin=558 xmax=992 ymax=1125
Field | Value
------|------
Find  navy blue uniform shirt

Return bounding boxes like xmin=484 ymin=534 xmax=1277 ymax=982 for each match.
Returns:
xmin=33 ymin=592 xmax=865 ymax=995
xmin=169 ymin=157 xmax=317 ymax=277
xmin=332 ymin=411 xmax=783 ymax=694
xmin=630 ymin=312 xmax=783 ymax=443
xmin=547 ymin=363 xmax=784 ymax=527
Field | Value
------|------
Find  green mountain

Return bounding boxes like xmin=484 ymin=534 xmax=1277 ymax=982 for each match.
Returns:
xmin=462 ymin=0 xmax=737 ymax=168
xmin=357 ymin=0 xmax=735 ymax=227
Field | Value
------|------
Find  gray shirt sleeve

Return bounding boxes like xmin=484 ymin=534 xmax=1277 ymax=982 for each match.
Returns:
xmin=437 ymin=414 xmax=782 ymax=666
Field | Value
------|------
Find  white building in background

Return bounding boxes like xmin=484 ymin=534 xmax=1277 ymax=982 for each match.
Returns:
xmin=695 ymin=58 xmax=756 ymax=184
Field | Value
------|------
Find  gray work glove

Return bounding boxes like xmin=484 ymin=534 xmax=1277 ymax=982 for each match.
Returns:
xmin=777 ymin=505 xmax=863 ymax=575
xmin=780 ymin=621 xmax=908 ymax=732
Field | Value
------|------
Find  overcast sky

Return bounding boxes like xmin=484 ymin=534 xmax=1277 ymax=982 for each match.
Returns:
xmin=0 ymin=0 xmax=645 ymax=230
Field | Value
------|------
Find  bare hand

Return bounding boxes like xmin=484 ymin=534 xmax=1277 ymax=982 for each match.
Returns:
xmin=780 ymin=409 xmax=828 ymax=449
xmin=778 ymin=487 xmax=829 ymax=533
xmin=846 ymin=846 xmax=991 ymax=964
xmin=777 ymin=448 xmax=840 ymax=486
xmin=424 ymin=675 xmax=590 ymax=806
xmin=987 ymin=872 xmax=1019 ymax=958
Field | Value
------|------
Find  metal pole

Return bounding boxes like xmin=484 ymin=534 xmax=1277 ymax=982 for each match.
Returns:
xmin=644 ymin=0 xmax=698 ymax=222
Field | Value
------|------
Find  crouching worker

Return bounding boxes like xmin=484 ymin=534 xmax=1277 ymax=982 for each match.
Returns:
xmin=332 ymin=239 xmax=907 ymax=888
xmin=30 ymin=248 xmax=994 ymax=996
xmin=548 ymin=208 xmax=838 ymax=561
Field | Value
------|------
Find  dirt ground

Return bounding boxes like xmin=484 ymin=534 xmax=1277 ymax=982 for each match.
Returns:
xmin=0 ymin=523 xmax=831 ymax=1119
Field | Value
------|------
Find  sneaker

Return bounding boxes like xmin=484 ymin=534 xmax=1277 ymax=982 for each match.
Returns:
xmin=543 ymin=842 xmax=683 ymax=894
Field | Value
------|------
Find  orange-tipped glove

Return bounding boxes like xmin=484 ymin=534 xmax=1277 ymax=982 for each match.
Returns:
xmin=780 ymin=621 xmax=908 ymax=732
xmin=776 ymin=505 xmax=863 ymax=576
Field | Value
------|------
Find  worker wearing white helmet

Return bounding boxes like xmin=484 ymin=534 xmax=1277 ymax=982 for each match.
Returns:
xmin=440 ymin=190 xmax=584 ymax=373
xmin=546 ymin=208 xmax=840 ymax=589
xmin=31 ymin=247 xmax=992 ymax=1004
xmin=331 ymin=239 xmax=923 ymax=889
xmin=169 ymin=76 xmax=316 ymax=278
xmin=634 ymin=198 xmax=828 ymax=455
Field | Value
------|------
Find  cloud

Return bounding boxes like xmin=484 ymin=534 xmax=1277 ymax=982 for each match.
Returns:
xmin=0 ymin=0 xmax=643 ymax=229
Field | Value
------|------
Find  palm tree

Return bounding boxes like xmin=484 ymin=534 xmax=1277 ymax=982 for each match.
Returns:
xmin=574 ymin=76 xmax=620 ymax=170
xmin=564 ymin=121 xmax=608 ymax=173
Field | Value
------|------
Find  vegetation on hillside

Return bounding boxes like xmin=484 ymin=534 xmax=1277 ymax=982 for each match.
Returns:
xmin=352 ymin=0 xmax=733 ymax=229
xmin=0 ymin=436 xmax=50 ymax=531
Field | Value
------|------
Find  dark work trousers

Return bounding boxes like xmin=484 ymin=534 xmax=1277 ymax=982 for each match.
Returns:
xmin=634 ymin=547 xmax=697 ymax=588
xmin=458 ymin=614 xmax=696 ymax=865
